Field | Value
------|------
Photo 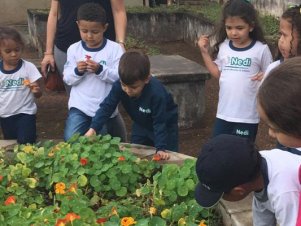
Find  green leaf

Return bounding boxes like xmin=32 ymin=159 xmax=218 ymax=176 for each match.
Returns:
xmin=116 ymin=186 xmax=127 ymax=196
xmin=179 ymin=167 xmax=191 ymax=179
xmin=110 ymin=178 xmax=121 ymax=191
xmin=90 ymin=175 xmax=101 ymax=188
xmin=16 ymin=152 xmax=27 ymax=163
xmin=78 ymin=175 xmax=88 ymax=187
xmin=34 ymin=161 xmax=44 ymax=168
xmin=177 ymin=186 xmax=189 ymax=197
xmin=24 ymin=178 xmax=37 ymax=188
xmin=185 ymin=179 xmax=195 ymax=190
xmin=136 ymin=218 xmax=150 ymax=226
xmin=149 ymin=216 xmax=167 ymax=226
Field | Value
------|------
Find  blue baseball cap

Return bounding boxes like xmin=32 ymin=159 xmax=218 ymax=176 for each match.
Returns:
xmin=195 ymin=134 xmax=260 ymax=208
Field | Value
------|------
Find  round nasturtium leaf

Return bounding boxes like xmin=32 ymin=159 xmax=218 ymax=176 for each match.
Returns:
xmin=78 ymin=175 xmax=88 ymax=187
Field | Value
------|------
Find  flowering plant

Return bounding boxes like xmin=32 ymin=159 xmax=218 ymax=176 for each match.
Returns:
xmin=0 ymin=135 xmax=219 ymax=225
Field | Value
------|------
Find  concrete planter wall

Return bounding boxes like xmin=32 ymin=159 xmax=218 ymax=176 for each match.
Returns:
xmin=126 ymin=12 xmax=214 ymax=46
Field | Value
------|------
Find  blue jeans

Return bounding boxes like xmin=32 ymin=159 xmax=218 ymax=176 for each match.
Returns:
xmin=131 ymin=122 xmax=178 ymax=152
xmin=64 ymin=107 xmax=127 ymax=141
xmin=0 ymin=113 xmax=36 ymax=144
xmin=213 ymin=118 xmax=258 ymax=142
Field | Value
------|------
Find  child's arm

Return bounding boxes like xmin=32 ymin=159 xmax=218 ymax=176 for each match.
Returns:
xmin=197 ymin=35 xmax=220 ymax=79
xmin=93 ymin=44 xmax=124 ymax=84
xmin=86 ymin=81 xmax=122 ymax=136
xmin=63 ymin=47 xmax=87 ymax=86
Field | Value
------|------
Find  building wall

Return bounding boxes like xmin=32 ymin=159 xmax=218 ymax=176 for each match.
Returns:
xmin=0 ymin=0 xmax=142 ymax=25
xmin=0 ymin=0 xmax=50 ymax=25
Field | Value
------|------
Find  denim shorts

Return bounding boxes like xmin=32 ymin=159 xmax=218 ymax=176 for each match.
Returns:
xmin=64 ymin=107 xmax=127 ymax=141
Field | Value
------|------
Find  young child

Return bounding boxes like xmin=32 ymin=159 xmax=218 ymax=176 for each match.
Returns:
xmin=263 ymin=5 xmax=301 ymax=79
xmin=0 ymin=27 xmax=42 ymax=144
xmin=195 ymin=57 xmax=301 ymax=226
xmin=63 ymin=3 xmax=126 ymax=142
xmin=85 ymin=51 xmax=178 ymax=160
xmin=197 ymin=0 xmax=273 ymax=141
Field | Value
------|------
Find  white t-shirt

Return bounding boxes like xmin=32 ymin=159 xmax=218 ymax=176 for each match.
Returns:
xmin=261 ymin=60 xmax=282 ymax=82
xmin=0 ymin=60 xmax=41 ymax=117
xmin=63 ymin=39 xmax=123 ymax=117
xmin=215 ymin=39 xmax=273 ymax=123
xmin=253 ymin=148 xmax=301 ymax=226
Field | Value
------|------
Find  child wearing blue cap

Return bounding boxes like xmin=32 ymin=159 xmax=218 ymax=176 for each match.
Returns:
xmin=195 ymin=57 xmax=301 ymax=226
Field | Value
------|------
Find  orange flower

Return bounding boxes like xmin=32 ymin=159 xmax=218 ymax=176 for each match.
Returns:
xmin=4 ymin=196 xmax=16 ymax=205
xmin=23 ymin=79 xmax=30 ymax=86
xmin=120 ymin=217 xmax=136 ymax=226
xmin=199 ymin=220 xmax=207 ymax=226
xmin=80 ymin=158 xmax=88 ymax=166
xmin=96 ymin=218 xmax=107 ymax=224
xmin=0 ymin=175 xmax=3 ymax=182
xmin=152 ymin=154 xmax=161 ymax=161
xmin=65 ymin=212 xmax=80 ymax=222
xmin=118 ymin=156 xmax=125 ymax=161
xmin=55 ymin=182 xmax=66 ymax=194
xmin=55 ymin=218 xmax=67 ymax=226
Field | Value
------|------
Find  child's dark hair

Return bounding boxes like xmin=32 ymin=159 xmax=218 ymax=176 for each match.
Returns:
xmin=276 ymin=5 xmax=301 ymax=59
xmin=0 ymin=26 xmax=24 ymax=49
xmin=258 ymin=57 xmax=301 ymax=138
xmin=212 ymin=0 xmax=266 ymax=58
xmin=77 ymin=3 xmax=107 ymax=24
xmin=118 ymin=51 xmax=150 ymax=85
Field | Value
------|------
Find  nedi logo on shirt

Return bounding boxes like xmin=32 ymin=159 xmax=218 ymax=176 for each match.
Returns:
xmin=230 ymin=57 xmax=251 ymax=67
xmin=0 ymin=78 xmax=24 ymax=88
xmin=139 ymin=107 xmax=151 ymax=114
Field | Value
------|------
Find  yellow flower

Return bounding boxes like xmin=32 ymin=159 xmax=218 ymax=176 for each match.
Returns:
xmin=68 ymin=183 xmax=77 ymax=194
xmin=55 ymin=182 xmax=66 ymax=194
xmin=149 ymin=207 xmax=157 ymax=215
xmin=111 ymin=207 xmax=118 ymax=216
xmin=199 ymin=220 xmax=207 ymax=226
xmin=23 ymin=145 xmax=34 ymax=153
xmin=120 ymin=217 xmax=136 ymax=226
xmin=178 ymin=217 xmax=186 ymax=225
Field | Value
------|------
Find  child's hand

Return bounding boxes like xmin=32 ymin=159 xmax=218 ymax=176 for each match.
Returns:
xmin=29 ymin=82 xmax=42 ymax=98
xmin=77 ymin=61 xmax=88 ymax=73
xmin=86 ymin=59 xmax=100 ymax=73
xmin=251 ymin=72 xmax=264 ymax=81
xmin=197 ymin=35 xmax=210 ymax=54
xmin=85 ymin=128 xmax=96 ymax=137
xmin=156 ymin=150 xmax=170 ymax=160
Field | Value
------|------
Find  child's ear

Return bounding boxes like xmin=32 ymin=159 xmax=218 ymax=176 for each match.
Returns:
xmin=144 ymin=74 xmax=151 ymax=84
xmin=103 ymin=23 xmax=109 ymax=32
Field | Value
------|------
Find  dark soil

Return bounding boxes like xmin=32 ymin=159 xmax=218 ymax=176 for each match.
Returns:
xmin=1 ymin=41 xmax=275 ymax=157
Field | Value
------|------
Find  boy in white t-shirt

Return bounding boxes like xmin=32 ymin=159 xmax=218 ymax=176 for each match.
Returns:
xmin=63 ymin=3 xmax=126 ymax=141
